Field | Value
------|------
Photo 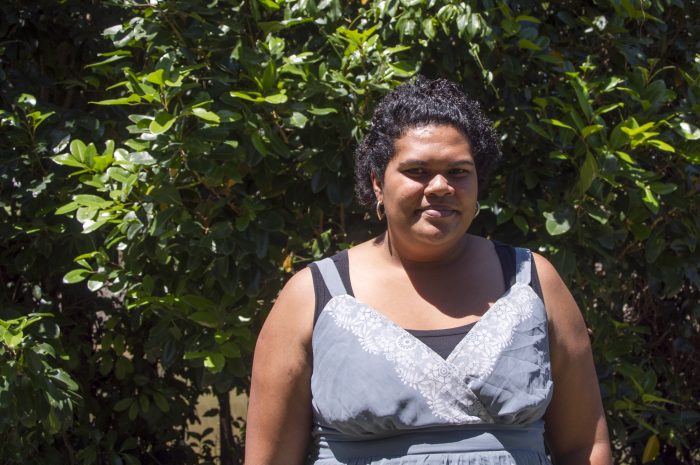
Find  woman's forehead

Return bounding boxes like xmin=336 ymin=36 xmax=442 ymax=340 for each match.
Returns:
xmin=392 ymin=125 xmax=473 ymax=160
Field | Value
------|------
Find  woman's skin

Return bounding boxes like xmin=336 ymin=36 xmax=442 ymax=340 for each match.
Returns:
xmin=245 ymin=125 xmax=613 ymax=465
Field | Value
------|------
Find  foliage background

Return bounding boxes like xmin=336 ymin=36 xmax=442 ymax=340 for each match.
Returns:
xmin=1 ymin=0 xmax=699 ymax=464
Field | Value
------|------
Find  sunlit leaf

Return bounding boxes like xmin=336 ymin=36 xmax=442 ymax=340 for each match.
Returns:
xmin=149 ymin=112 xmax=176 ymax=134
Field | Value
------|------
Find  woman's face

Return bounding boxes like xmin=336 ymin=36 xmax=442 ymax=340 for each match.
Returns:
xmin=372 ymin=124 xmax=478 ymax=252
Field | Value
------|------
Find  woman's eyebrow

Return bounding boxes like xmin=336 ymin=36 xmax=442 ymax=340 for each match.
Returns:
xmin=397 ymin=159 xmax=475 ymax=167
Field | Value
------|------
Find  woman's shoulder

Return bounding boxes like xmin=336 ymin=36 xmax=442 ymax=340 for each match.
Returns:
xmin=259 ymin=266 xmax=316 ymax=346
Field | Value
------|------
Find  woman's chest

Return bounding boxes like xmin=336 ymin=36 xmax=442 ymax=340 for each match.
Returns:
xmin=349 ymin=267 xmax=505 ymax=330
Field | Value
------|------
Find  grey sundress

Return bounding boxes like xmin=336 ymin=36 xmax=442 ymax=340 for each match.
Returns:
xmin=309 ymin=247 xmax=553 ymax=465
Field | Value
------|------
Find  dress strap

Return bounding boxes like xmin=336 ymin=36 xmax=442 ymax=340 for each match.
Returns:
xmin=314 ymin=257 xmax=348 ymax=297
xmin=514 ymin=247 xmax=532 ymax=285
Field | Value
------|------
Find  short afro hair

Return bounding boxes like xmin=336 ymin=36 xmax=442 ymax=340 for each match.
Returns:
xmin=354 ymin=76 xmax=501 ymax=208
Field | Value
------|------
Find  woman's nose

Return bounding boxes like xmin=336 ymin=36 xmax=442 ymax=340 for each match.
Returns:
xmin=425 ymin=174 xmax=452 ymax=196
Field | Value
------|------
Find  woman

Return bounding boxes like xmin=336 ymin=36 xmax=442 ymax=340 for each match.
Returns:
xmin=245 ymin=77 xmax=612 ymax=465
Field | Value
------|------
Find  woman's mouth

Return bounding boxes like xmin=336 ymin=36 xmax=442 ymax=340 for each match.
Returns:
xmin=418 ymin=206 xmax=458 ymax=218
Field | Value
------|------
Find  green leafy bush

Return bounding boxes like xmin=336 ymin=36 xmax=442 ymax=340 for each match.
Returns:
xmin=1 ymin=0 xmax=698 ymax=463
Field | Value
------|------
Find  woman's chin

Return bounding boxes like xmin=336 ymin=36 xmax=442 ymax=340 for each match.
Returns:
xmin=410 ymin=222 xmax=464 ymax=244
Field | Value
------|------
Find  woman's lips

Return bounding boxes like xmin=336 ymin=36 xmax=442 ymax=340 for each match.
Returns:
xmin=418 ymin=206 xmax=458 ymax=218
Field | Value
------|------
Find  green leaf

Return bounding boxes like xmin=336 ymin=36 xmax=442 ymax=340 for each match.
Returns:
xmin=220 ymin=341 xmax=241 ymax=358
xmin=74 ymin=194 xmax=112 ymax=208
xmin=145 ymin=69 xmax=165 ymax=86
xmin=513 ymin=215 xmax=529 ymax=234
xmin=50 ymin=368 xmax=79 ymax=391
xmin=129 ymin=151 xmax=157 ymax=165
xmin=128 ymin=401 xmax=139 ymax=420
xmin=621 ymin=121 xmax=655 ymax=137
xmin=645 ymin=233 xmax=665 ymax=263
xmin=570 ymin=76 xmax=593 ymax=120
xmin=641 ymin=393 xmax=681 ymax=405
xmin=152 ymin=392 xmax=169 ymax=413
xmin=543 ymin=210 xmax=573 ymax=236
xmin=3 ymin=331 xmax=23 ymax=349
xmin=86 ymin=50 xmax=131 ymax=68
xmin=46 ymin=409 xmax=61 ymax=435
xmin=204 ymin=353 xmax=225 ymax=373
xmin=422 ymin=18 xmax=436 ymax=39
xmin=138 ymin=395 xmax=150 ymax=413
xmin=257 ymin=0 xmax=280 ymax=10
xmin=543 ymin=119 xmax=575 ymax=131
xmin=91 ymin=94 xmax=141 ymax=105
xmin=515 ymin=15 xmax=541 ymax=23
xmin=63 ymin=269 xmax=91 ymax=284
xmin=517 ymin=39 xmax=541 ymax=51
xmin=263 ymin=93 xmax=288 ymax=104
xmin=70 ymin=139 xmax=88 ymax=164
xmin=149 ymin=112 xmax=176 ymax=134
xmin=183 ymin=351 xmax=207 ymax=360
xmin=308 ymin=107 xmax=337 ymax=116
xmin=180 ymin=294 xmax=216 ymax=310
xmin=114 ymin=398 xmax=134 ymax=412
xmin=218 ymin=110 xmax=242 ymax=122
xmin=87 ymin=279 xmax=104 ymax=292
xmin=55 ymin=201 xmax=80 ymax=215
xmin=82 ymin=218 xmax=110 ymax=234
xmin=630 ymin=222 xmax=651 ymax=241
xmin=115 ymin=357 xmax=133 ymax=380
xmin=192 ymin=107 xmax=221 ymax=123
xmin=527 ymin=122 xmax=550 ymax=139
xmin=585 ymin=204 xmax=609 ymax=224
xmin=577 ymin=152 xmax=598 ymax=195
xmin=614 ymin=151 xmax=636 ymax=165
xmin=51 ymin=153 xmax=87 ymax=168
xmin=258 ymin=17 xmax=312 ymax=35
xmin=594 ymin=102 xmax=624 ymax=116
xmin=642 ymin=435 xmax=660 ymax=463
xmin=650 ymin=182 xmax=677 ymax=195
xmin=388 ymin=62 xmax=415 ymax=78
xmin=646 ymin=139 xmax=675 ymax=153
xmin=188 ymin=311 xmax=219 ymax=328
xmin=581 ymin=124 xmax=603 ymax=139
xmin=230 ymin=91 xmax=263 ymax=102
xmin=677 ymin=122 xmax=700 ymax=140
xmin=107 ymin=167 xmax=132 ymax=183
xmin=17 ymin=93 xmax=36 ymax=107
xmin=287 ymin=111 xmax=308 ymax=128
xmin=640 ymin=185 xmax=660 ymax=214
xmin=251 ymin=132 xmax=268 ymax=156
xmin=551 ymin=247 xmax=576 ymax=277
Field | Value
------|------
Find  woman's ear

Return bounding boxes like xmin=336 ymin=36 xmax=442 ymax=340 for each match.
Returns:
xmin=371 ymin=171 xmax=383 ymax=202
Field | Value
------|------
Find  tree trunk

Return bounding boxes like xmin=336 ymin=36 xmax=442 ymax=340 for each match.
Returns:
xmin=218 ymin=391 xmax=237 ymax=465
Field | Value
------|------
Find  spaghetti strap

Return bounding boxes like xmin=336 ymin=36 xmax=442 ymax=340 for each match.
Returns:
xmin=514 ymin=247 xmax=532 ymax=285
xmin=314 ymin=257 xmax=348 ymax=297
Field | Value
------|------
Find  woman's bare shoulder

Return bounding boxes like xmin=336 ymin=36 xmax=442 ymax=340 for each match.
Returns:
xmin=531 ymin=251 xmax=590 ymax=350
xmin=257 ymin=266 xmax=315 ymax=351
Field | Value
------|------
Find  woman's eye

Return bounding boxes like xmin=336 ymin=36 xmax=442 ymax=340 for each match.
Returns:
xmin=405 ymin=168 xmax=426 ymax=175
xmin=449 ymin=169 xmax=469 ymax=175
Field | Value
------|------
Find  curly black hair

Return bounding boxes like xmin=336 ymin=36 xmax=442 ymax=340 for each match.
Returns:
xmin=354 ymin=76 xmax=501 ymax=208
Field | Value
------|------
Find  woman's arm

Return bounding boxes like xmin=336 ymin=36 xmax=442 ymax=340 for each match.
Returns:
xmin=245 ymin=268 xmax=316 ymax=465
xmin=534 ymin=253 xmax=613 ymax=465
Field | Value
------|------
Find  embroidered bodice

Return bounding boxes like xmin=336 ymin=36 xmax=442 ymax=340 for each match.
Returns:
xmin=309 ymin=247 xmax=553 ymax=465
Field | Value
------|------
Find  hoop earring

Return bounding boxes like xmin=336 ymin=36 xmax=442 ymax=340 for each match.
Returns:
xmin=376 ymin=201 xmax=385 ymax=221
xmin=474 ymin=201 xmax=480 ymax=218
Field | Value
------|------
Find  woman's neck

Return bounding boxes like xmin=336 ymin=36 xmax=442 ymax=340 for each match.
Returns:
xmin=379 ymin=230 xmax=474 ymax=270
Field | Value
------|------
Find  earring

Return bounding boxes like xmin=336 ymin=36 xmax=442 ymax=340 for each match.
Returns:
xmin=474 ymin=201 xmax=480 ymax=218
xmin=376 ymin=201 xmax=385 ymax=221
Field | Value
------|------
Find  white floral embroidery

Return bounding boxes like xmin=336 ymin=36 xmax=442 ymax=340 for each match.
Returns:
xmin=326 ymin=295 xmax=490 ymax=423
xmin=449 ymin=283 xmax=542 ymax=381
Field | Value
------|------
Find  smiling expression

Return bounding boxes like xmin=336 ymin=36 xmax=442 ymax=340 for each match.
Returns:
xmin=373 ymin=124 xmax=479 ymax=252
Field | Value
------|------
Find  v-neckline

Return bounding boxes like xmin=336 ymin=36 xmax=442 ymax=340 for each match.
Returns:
xmin=328 ymin=281 xmax=534 ymax=364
